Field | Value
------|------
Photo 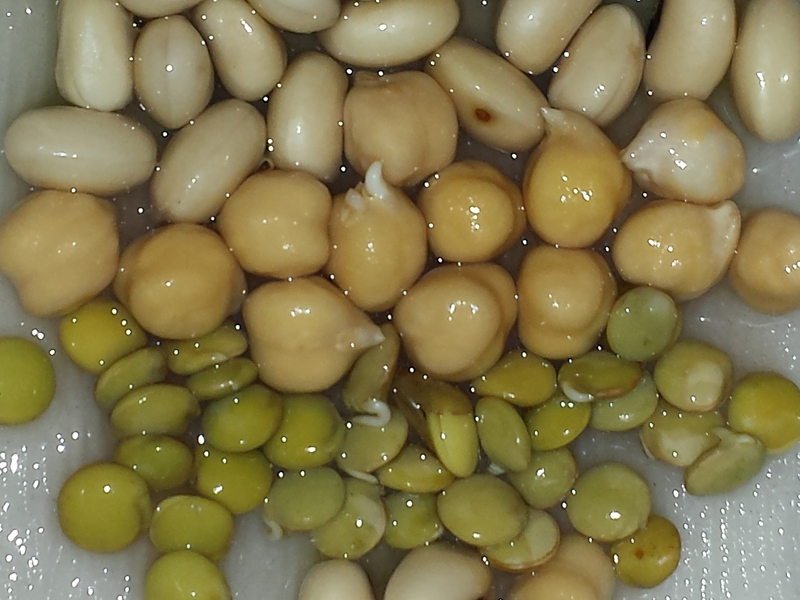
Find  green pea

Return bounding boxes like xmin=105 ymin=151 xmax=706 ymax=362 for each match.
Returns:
xmin=383 ymin=492 xmax=443 ymax=550
xmin=376 ymin=444 xmax=455 ymax=493
xmin=57 ymin=462 xmax=152 ymax=553
xmin=186 ymin=357 xmax=259 ymax=402
xmin=194 ymin=445 xmax=273 ymax=515
xmin=470 ymin=350 xmax=557 ymax=408
xmin=654 ymin=339 xmax=733 ymax=412
xmin=639 ymin=401 xmax=725 ymax=467
xmin=263 ymin=394 xmax=345 ymax=470
xmin=0 ymin=337 xmax=55 ymax=425
xmin=606 ymin=286 xmax=681 ymax=362
xmin=163 ymin=321 xmax=247 ymax=376
xmin=202 ymin=385 xmax=283 ymax=453
xmin=566 ymin=462 xmax=651 ymax=542
xmin=558 ymin=350 xmax=642 ymax=403
xmin=728 ymin=372 xmax=800 ymax=454
xmin=507 ymin=448 xmax=578 ymax=509
xmin=611 ymin=514 xmax=681 ymax=588
xmin=145 ymin=551 xmax=231 ymax=600
xmin=150 ymin=495 xmax=234 ymax=562
xmin=60 ymin=298 xmax=147 ymax=374
xmin=110 ymin=383 xmax=200 ymax=439
xmin=337 ymin=408 xmax=408 ymax=476
xmin=591 ymin=373 xmax=659 ymax=432
xmin=684 ymin=428 xmax=766 ymax=496
xmin=95 ymin=347 xmax=168 ymax=412
xmin=483 ymin=508 xmax=560 ymax=573
xmin=265 ymin=467 xmax=346 ymax=532
xmin=437 ymin=474 xmax=527 ymax=547
xmin=524 ymin=392 xmax=591 ymax=451
xmin=475 ymin=397 xmax=531 ymax=472
xmin=312 ymin=478 xmax=386 ymax=560
xmin=114 ymin=435 xmax=193 ymax=492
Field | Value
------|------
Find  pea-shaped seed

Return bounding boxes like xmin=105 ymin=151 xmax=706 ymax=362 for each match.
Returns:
xmin=640 ymin=401 xmax=725 ymax=467
xmin=376 ymin=444 xmax=455 ymax=494
xmin=163 ymin=321 xmax=247 ymax=376
xmin=194 ymin=445 xmax=273 ymax=515
xmin=58 ymin=462 xmax=152 ymax=553
xmin=606 ymin=286 xmax=682 ymax=362
xmin=60 ymin=298 xmax=147 ymax=374
xmin=611 ymin=514 xmax=681 ymax=588
xmin=591 ymin=373 xmax=659 ymax=432
xmin=150 ymin=495 xmax=234 ymax=562
xmin=0 ymin=338 xmax=56 ymax=425
xmin=248 ymin=0 xmax=340 ymax=33
xmin=475 ymin=397 xmax=531 ymax=473
xmin=558 ymin=350 xmax=642 ymax=403
xmin=470 ymin=350 xmax=557 ymax=408
xmin=525 ymin=392 xmax=591 ymax=451
xmin=111 ymin=384 xmax=200 ymax=439
xmin=186 ymin=357 xmax=258 ymax=402
xmin=728 ymin=372 xmax=800 ymax=454
xmin=566 ymin=462 xmax=651 ymax=542
xmin=654 ymin=339 xmax=733 ymax=412
xmin=312 ymin=478 xmax=386 ymax=560
xmin=120 ymin=0 xmax=203 ymax=18
xmin=95 ymin=347 xmax=168 ymax=413
xmin=145 ymin=551 xmax=231 ymax=600
xmin=684 ymin=428 xmax=766 ymax=496
xmin=114 ymin=435 xmax=193 ymax=492
xmin=437 ymin=474 xmax=527 ymax=547
xmin=482 ymin=508 xmax=560 ymax=573
xmin=508 ymin=448 xmax=578 ymax=509
xmin=263 ymin=394 xmax=345 ymax=470
xmin=202 ymin=384 xmax=283 ymax=453
xmin=265 ymin=467 xmax=346 ymax=532
xmin=383 ymin=492 xmax=443 ymax=550
xmin=337 ymin=408 xmax=408 ymax=477
xmin=298 ymin=561 xmax=376 ymax=600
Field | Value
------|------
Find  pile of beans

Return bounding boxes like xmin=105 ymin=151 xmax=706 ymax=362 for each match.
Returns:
xmin=2 ymin=0 xmax=800 ymax=599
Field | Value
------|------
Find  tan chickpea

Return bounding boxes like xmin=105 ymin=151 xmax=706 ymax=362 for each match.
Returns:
xmin=0 ymin=190 xmax=118 ymax=318
xmin=243 ymin=277 xmax=384 ymax=393
xmin=417 ymin=160 xmax=526 ymax=263
xmin=729 ymin=208 xmax=800 ymax=315
xmin=327 ymin=162 xmax=427 ymax=312
xmin=393 ymin=263 xmax=517 ymax=382
xmin=523 ymin=108 xmax=631 ymax=248
xmin=217 ymin=170 xmax=331 ymax=279
xmin=613 ymin=199 xmax=741 ymax=301
xmin=517 ymin=245 xmax=617 ymax=360
xmin=114 ymin=224 xmax=246 ymax=340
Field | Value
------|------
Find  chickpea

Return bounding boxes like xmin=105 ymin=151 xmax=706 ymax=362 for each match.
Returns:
xmin=114 ymin=224 xmax=246 ymax=340
xmin=417 ymin=160 xmax=526 ymax=263
xmin=517 ymin=245 xmax=617 ymax=360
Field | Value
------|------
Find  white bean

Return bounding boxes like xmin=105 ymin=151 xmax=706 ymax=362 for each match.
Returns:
xmin=119 ymin=0 xmax=204 ymax=18
xmin=192 ymin=0 xmax=286 ymax=101
xmin=266 ymin=52 xmax=347 ymax=182
xmin=298 ymin=560 xmax=375 ymax=600
xmin=425 ymin=37 xmax=548 ymax=153
xmin=247 ymin=0 xmax=340 ymax=33
xmin=319 ymin=0 xmax=459 ymax=68
xmin=730 ymin=0 xmax=800 ymax=142
xmin=547 ymin=5 xmax=645 ymax=127
xmin=55 ymin=0 xmax=135 ymax=112
xmin=133 ymin=16 xmax=214 ymax=130
xmin=151 ymin=99 xmax=267 ymax=223
xmin=497 ymin=0 xmax=601 ymax=75
xmin=644 ymin=0 xmax=736 ymax=102
xmin=4 ymin=106 xmax=156 ymax=196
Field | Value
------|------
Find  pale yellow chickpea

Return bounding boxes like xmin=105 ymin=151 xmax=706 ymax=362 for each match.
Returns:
xmin=0 ymin=190 xmax=118 ymax=317
xmin=517 ymin=245 xmax=617 ymax=360
xmin=114 ymin=223 xmax=246 ymax=340
xmin=729 ymin=208 xmax=800 ymax=314
xmin=417 ymin=160 xmax=526 ymax=262
xmin=393 ymin=263 xmax=517 ymax=382
xmin=217 ymin=169 xmax=331 ymax=279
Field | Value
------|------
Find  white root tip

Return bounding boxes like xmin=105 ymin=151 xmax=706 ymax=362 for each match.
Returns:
xmin=364 ymin=161 xmax=391 ymax=201
xmin=262 ymin=519 xmax=284 ymax=542
xmin=343 ymin=468 xmax=379 ymax=485
xmin=352 ymin=399 xmax=391 ymax=428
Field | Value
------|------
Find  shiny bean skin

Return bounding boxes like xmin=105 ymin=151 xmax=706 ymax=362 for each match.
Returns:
xmin=248 ymin=0 xmax=340 ymax=33
xmin=120 ymin=0 xmax=204 ymax=18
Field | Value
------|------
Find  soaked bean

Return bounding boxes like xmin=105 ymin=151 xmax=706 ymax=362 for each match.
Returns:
xmin=606 ymin=286 xmax=682 ymax=362
xmin=110 ymin=384 xmax=200 ymax=439
xmin=654 ymin=339 xmax=733 ymax=412
xmin=119 ymin=0 xmax=203 ymax=18
xmin=202 ymin=384 xmax=283 ymax=453
xmin=640 ymin=400 xmax=725 ymax=467
xmin=337 ymin=408 xmax=408 ymax=477
xmin=591 ymin=373 xmax=660 ymax=432
xmin=195 ymin=445 xmax=273 ymax=514
xmin=163 ymin=321 xmax=247 ymax=376
xmin=508 ymin=447 xmax=578 ymax=509
xmin=525 ymin=392 xmax=591 ymax=452
xmin=145 ymin=551 xmax=231 ymax=600
xmin=186 ymin=358 xmax=258 ymax=402
xmin=265 ymin=467 xmax=346 ymax=531
xmin=383 ymin=492 xmax=443 ymax=550
xmin=470 ymin=350 xmax=557 ymax=408
xmin=298 ymin=560 xmax=375 ymax=600
xmin=475 ymin=396 xmax=531 ymax=473
xmin=376 ymin=444 xmax=455 ymax=494
xmin=611 ymin=514 xmax=681 ymax=588
xmin=150 ymin=495 xmax=234 ymax=562
xmin=684 ymin=428 xmax=766 ymax=496
xmin=558 ymin=350 xmax=642 ymax=404
xmin=0 ymin=338 xmax=56 ymax=425
xmin=114 ymin=435 xmax=193 ymax=492
xmin=95 ymin=347 xmax=168 ymax=413
xmin=482 ymin=508 xmax=560 ymax=573
xmin=248 ymin=0 xmax=340 ymax=33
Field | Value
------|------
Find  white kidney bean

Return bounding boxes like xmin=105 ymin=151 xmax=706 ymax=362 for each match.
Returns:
xmin=298 ymin=560 xmax=375 ymax=600
xmin=247 ymin=0 xmax=340 ymax=33
xmin=497 ymin=0 xmax=601 ymax=75
xmin=55 ymin=0 xmax=135 ymax=112
xmin=119 ymin=0 xmax=204 ymax=18
xmin=319 ymin=0 xmax=459 ymax=68
xmin=133 ymin=16 xmax=214 ymax=130
xmin=192 ymin=0 xmax=286 ymax=101
xmin=425 ymin=37 xmax=548 ymax=153
xmin=266 ymin=52 xmax=347 ymax=182
xmin=730 ymin=0 xmax=800 ymax=142
xmin=4 ymin=106 xmax=156 ymax=196
xmin=151 ymin=99 xmax=267 ymax=223
xmin=547 ymin=4 xmax=645 ymax=127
